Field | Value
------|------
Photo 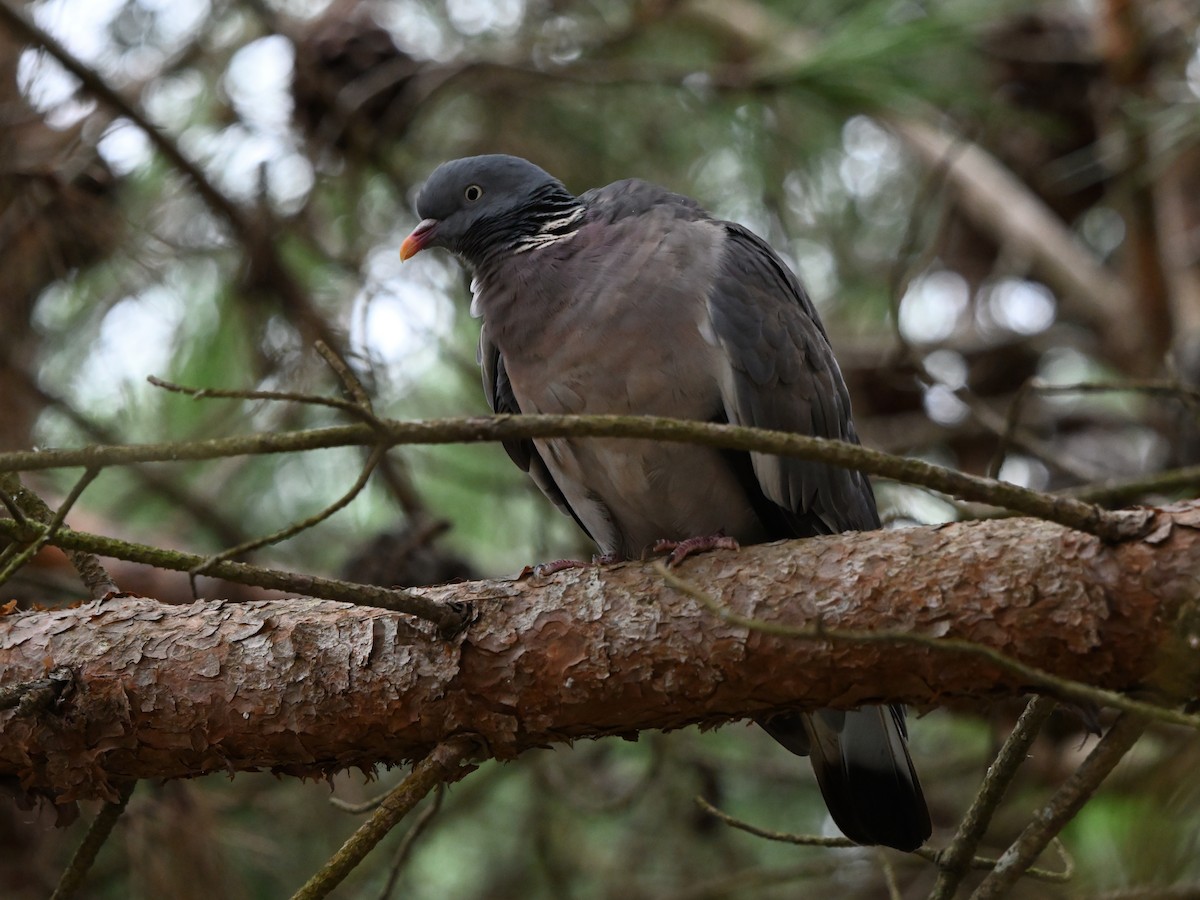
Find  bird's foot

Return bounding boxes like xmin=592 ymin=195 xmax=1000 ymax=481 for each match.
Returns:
xmin=521 ymin=553 xmax=623 ymax=578
xmin=652 ymin=534 xmax=740 ymax=567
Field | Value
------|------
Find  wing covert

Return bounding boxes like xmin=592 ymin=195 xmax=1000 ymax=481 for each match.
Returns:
xmin=706 ymin=223 xmax=880 ymax=535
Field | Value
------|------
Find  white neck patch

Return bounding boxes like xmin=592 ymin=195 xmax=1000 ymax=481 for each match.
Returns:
xmin=510 ymin=206 xmax=586 ymax=254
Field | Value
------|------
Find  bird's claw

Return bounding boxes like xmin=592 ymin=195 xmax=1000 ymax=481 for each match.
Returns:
xmin=520 ymin=553 xmax=624 ymax=578
xmin=652 ymin=534 xmax=741 ymax=566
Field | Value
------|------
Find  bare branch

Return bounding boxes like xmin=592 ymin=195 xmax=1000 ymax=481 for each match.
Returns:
xmin=0 ymin=516 xmax=468 ymax=634
xmin=188 ymin=443 xmax=387 ymax=580
xmin=375 ymin=784 xmax=445 ymax=900
xmin=291 ymin=740 xmax=474 ymax=900
xmin=146 ymin=375 xmax=376 ymax=425
xmin=49 ymin=780 xmax=136 ymax=900
xmin=930 ymin=696 xmax=1059 ymax=899
xmin=3 ymin=368 xmax=250 ymax=546
xmin=0 ymin=471 xmax=114 ymax=599
xmin=2 ymin=507 xmax=1196 ymax=802
xmin=0 ymin=0 xmax=341 ymax=350
xmin=695 ymin=797 xmax=1070 ymax=883
xmin=887 ymin=118 xmax=1136 ymax=349
xmin=1066 ymin=464 xmax=1200 ymax=506
xmin=969 ymin=712 xmax=1150 ymax=899
xmin=0 ymin=413 xmax=1152 ymax=540
xmin=992 ymin=378 xmax=1200 ymax=479
xmin=694 ymin=796 xmax=855 ymax=849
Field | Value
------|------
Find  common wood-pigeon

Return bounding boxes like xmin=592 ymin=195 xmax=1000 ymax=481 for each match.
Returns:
xmin=401 ymin=154 xmax=931 ymax=852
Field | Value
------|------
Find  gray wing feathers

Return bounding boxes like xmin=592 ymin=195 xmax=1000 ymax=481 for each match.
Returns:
xmin=479 ymin=325 xmax=584 ymax=527
xmin=712 ymin=222 xmax=929 ymax=849
xmin=707 ymin=224 xmax=879 ymax=533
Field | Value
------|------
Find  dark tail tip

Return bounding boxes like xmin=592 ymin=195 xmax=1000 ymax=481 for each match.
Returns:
xmin=760 ymin=706 xmax=931 ymax=852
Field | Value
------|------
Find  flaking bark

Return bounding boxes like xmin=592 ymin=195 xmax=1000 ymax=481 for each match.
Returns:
xmin=2 ymin=505 xmax=1198 ymax=805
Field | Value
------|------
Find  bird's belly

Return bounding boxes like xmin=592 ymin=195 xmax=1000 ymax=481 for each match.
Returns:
xmin=505 ymin=317 xmax=764 ymax=556
xmin=532 ymin=435 xmax=766 ymax=557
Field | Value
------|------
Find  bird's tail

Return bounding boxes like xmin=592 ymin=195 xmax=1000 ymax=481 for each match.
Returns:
xmin=758 ymin=705 xmax=931 ymax=852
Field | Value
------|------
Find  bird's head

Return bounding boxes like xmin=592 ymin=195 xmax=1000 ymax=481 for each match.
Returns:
xmin=400 ymin=155 xmax=574 ymax=267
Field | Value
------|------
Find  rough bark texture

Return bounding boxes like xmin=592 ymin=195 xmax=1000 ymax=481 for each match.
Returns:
xmin=2 ymin=505 xmax=1199 ymax=805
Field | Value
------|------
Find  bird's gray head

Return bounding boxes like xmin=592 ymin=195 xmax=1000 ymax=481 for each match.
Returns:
xmin=400 ymin=155 xmax=579 ymax=267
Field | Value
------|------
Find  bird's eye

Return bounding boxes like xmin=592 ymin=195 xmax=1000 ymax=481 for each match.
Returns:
xmin=464 ymin=184 xmax=483 ymax=202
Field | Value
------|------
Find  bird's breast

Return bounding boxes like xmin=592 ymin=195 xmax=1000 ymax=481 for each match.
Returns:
xmin=501 ymin=317 xmax=763 ymax=557
xmin=476 ymin=212 xmax=766 ymax=554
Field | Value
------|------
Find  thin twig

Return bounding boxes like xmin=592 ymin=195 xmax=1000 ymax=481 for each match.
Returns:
xmin=536 ymin=739 xmax=666 ymax=813
xmin=887 ymin=116 xmax=1136 ymax=352
xmin=1066 ymin=463 xmax=1200 ymax=506
xmin=655 ymin=564 xmax=1199 ymax=730
xmin=57 ymin=470 xmax=116 ymax=599
xmin=376 ymin=784 xmax=445 ymax=900
xmin=879 ymin=850 xmax=903 ymax=900
xmin=188 ymin=443 xmax=387 ymax=581
xmin=330 ymin=789 xmax=390 ymax=816
xmin=0 ymin=486 xmax=25 ymax=522
xmin=0 ymin=517 xmax=470 ymax=637
xmin=964 ymin=385 xmax=1106 ymax=484
xmin=991 ymin=378 xmax=1200 ymax=480
xmin=0 ymin=413 xmax=1151 ymax=541
xmin=694 ymin=797 xmax=1071 ymax=882
xmin=694 ymin=796 xmax=853 ymax=848
xmin=0 ymin=470 xmax=115 ymax=598
xmin=1054 ymin=372 xmax=1200 ymax=407
xmin=929 ymin=695 xmax=1059 ymax=899
xmin=147 ymin=375 xmax=376 ymax=424
xmin=312 ymin=340 xmax=433 ymax=521
xmin=990 ymin=378 xmax=1043 ymax=480
xmin=880 ymin=142 xmax=1110 ymax=487
xmin=8 ymin=366 xmax=250 ymax=546
xmin=969 ymin=713 xmax=1149 ymax=899
xmin=290 ymin=739 xmax=474 ymax=900
xmin=48 ymin=781 xmax=136 ymax=900
xmin=314 ymin=340 xmax=373 ymax=412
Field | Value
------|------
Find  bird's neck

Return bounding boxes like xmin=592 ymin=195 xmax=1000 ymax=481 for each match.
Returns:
xmin=467 ymin=184 xmax=585 ymax=271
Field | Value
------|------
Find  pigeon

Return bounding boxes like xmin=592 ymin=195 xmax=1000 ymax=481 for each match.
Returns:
xmin=401 ymin=154 xmax=931 ymax=851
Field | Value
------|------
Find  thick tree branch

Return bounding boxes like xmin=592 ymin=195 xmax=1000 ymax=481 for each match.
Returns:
xmin=2 ymin=506 xmax=1197 ymax=805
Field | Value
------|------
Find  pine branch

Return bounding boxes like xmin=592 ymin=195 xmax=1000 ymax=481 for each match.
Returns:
xmin=2 ymin=505 xmax=1196 ymax=805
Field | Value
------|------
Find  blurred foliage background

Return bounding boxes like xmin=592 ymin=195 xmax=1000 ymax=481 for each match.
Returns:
xmin=2 ymin=0 xmax=1200 ymax=896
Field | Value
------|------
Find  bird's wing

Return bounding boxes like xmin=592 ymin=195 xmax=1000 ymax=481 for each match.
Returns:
xmin=479 ymin=323 xmax=596 ymax=542
xmin=708 ymin=222 xmax=929 ymax=850
xmin=705 ymin=222 xmax=881 ymax=537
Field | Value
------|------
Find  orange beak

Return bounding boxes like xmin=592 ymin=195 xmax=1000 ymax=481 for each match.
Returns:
xmin=400 ymin=218 xmax=439 ymax=261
